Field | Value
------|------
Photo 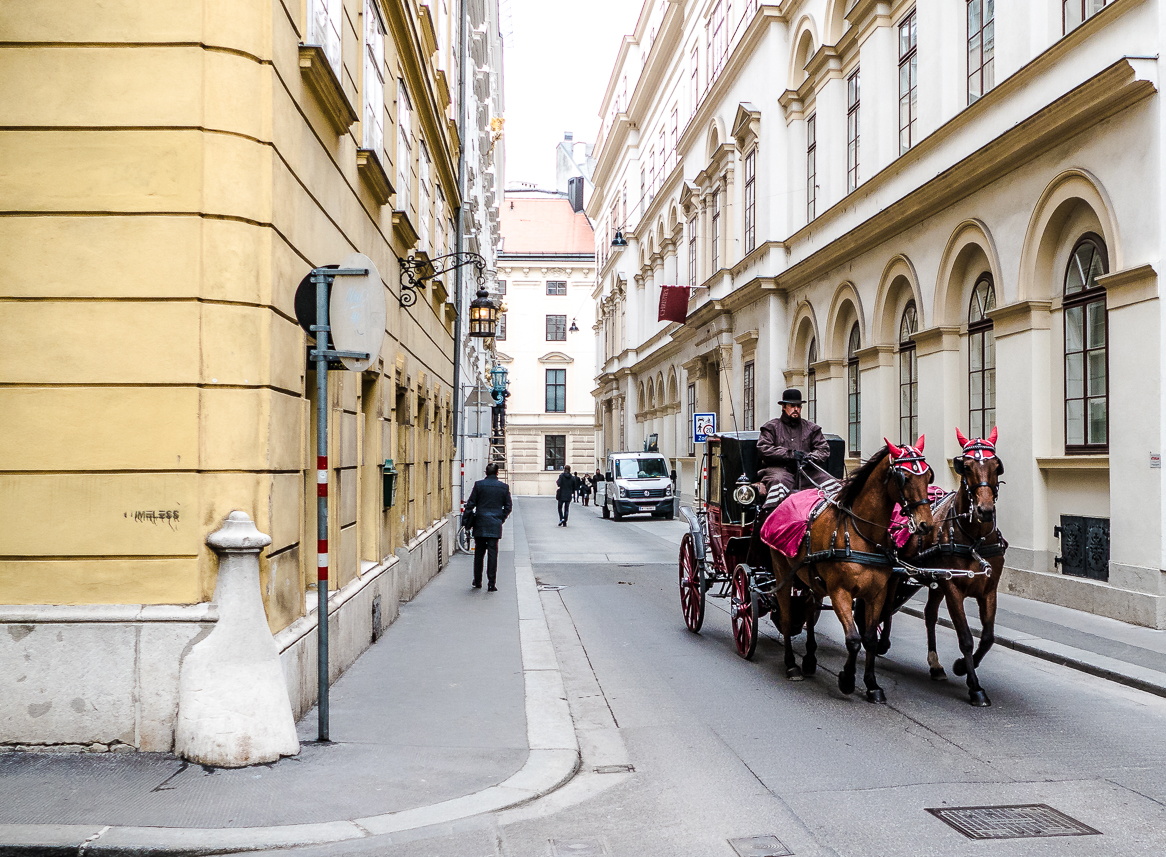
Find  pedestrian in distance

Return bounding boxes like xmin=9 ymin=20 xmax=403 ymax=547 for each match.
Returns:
xmin=462 ymin=462 xmax=512 ymax=592
xmin=556 ymin=465 xmax=576 ymax=527
xmin=581 ymin=474 xmax=592 ymax=506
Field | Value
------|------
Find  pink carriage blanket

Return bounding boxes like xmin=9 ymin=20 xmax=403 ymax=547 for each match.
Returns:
xmin=760 ymin=486 xmax=947 ymax=557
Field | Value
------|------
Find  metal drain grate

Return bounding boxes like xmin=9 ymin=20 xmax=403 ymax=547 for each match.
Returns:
xmin=593 ymin=764 xmax=634 ymax=774
xmin=549 ymin=839 xmax=606 ymax=856
xmin=728 ymin=835 xmax=793 ymax=857
xmin=538 ymin=584 xmax=566 ymax=591
xmin=926 ymin=804 xmax=1100 ymax=840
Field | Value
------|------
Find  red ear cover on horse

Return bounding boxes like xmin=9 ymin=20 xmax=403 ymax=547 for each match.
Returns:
xmin=884 ymin=438 xmax=902 ymax=458
xmin=915 ymin=434 xmax=925 ymax=452
xmin=955 ymin=427 xmax=971 ymax=448
xmin=988 ymin=426 xmax=998 ymax=446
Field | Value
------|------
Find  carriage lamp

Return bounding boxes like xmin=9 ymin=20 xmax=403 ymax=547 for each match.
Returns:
xmin=468 ymin=287 xmax=499 ymax=338
xmin=732 ymin=475 xmax=757 ymax=507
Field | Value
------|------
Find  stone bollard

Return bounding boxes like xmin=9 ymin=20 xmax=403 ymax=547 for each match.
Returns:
xmin=174 ymin=511 xmax=300 ymax=767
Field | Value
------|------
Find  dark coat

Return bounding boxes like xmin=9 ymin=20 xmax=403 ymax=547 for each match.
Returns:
xmin=756 ymin=412 xmax=831 ymax=493
xmin=555 ymin=472 xmax=577 ymax=502
xmin=464 ymin=476 xmax=512 ymax=539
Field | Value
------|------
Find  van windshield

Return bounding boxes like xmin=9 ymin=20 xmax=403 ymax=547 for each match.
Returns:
xmin=615 ymin=458 xmax=669 ymax=479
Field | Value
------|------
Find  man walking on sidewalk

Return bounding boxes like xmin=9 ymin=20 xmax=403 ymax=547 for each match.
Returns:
xmin=463 ymin=463 xmax=512 ymax=591
xmin=556 ymin=465 xmax=577 ymax=527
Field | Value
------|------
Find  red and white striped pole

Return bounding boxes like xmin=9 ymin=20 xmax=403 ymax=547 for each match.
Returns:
xmin=313 ymin=271 xmax=332 ymax=742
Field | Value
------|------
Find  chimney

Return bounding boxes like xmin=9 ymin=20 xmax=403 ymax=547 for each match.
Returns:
xmin=567 ymin=177 xmax=584 ymax=213
xmin=564 ymin=131 xmax=573 ymax=141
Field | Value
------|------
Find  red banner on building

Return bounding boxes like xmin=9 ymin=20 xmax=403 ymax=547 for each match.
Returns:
xmin=658 ymin=285 xmax=690 ymax=324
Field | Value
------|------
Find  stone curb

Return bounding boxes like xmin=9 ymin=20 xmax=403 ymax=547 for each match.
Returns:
xmin=0 ymin=508 xmax=582 ymax=855
xmin=897 ymin=604 xmax=1166 ymax=699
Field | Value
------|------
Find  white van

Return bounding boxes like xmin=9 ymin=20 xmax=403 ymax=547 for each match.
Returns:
xmin=596 ymin=452 xmax=676 ymax=521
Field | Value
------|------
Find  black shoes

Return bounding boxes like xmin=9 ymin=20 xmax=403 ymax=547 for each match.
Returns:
xmin=487 ymin=584 xmax=497 ymax=592
xmin=472 ymin=581 xmax=481 ymax=589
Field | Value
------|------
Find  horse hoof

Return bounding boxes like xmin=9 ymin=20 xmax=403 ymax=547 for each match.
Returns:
xmin=952 ymin=659 xmax=968 ymax=676
xmin=838 ymin=673 xmax=856 ymax=695
xmin=930 ymin=667 xmax=948 ymax=681
xmin=877 ymin=639 xmax=891 ymax=656
xmin=786 ymin=665 xmax=804 ymax=681
xmin=969 ymin=691 xmax=991 ymax=707
xmin=802 ymin=657 xmax=817 ymax=676
xmin=866 ymin=688 xmax=887 ymax=704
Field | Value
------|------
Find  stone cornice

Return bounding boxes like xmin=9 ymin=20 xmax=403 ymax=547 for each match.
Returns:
xmin=988 ymin=300 xmax=1052 ymax=338
xmin=1098 ymin=263 xmax=1158 ymax=309
xmin=855 ymin=344 xmax=894 ymax=371
xmin=911 ymin=325 xmax=961 ymax=357
xmin=810 ymin=357 xmax=845 ymax=380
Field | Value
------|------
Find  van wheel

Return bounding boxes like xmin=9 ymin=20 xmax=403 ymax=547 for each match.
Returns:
xmin=602 ymin=503 xmax=610 ymax=519
xmin=612 ymin=505 xmax=623 ymax=521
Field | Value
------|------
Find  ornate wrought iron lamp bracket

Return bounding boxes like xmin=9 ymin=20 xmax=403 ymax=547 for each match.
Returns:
xmin=398 ymin=251 xmax=488 ymax=307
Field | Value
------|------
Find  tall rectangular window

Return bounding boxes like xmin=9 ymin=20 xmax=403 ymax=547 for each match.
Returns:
xmin=396 ymin=80 xmax=412 ymax=210
xmin=658 ymin=128 xmax=666 ymax=184
xmin=418 ymin=140 xmax=431 ymax=249
xmin=847 ymin=325 xmax=861 ymax=457
xmin=544 ymin=435 xmax=566 ymax=470
xmin=688 ymin=216 xmax=698 ymax=284
xmin=546 ymin=314 xmax=567 ymax=341
xmin=496 ymin=279 xmax=507 ymax=294
xmin=968 ymin=0 xmax=995 ymax=103
xmin=310 ymin=0 xmax=343 ymax=75
xmin=711 ymin=191 xmax=720 ymax=272
xmin=670 ymin=108 xmax=679 ymax=172
xmin=495 ymin=313 xmax=507 ymax=341
xmin=690 ymin=45 xmax=700 ymax=117
xmin=546 ymin=280 xmax=567 ymax=295
xmin=1064 ymin=0 xmax=1108 ymax=33
xmin=687 ymin=382 xmax=697 ymax=455
xmin=640 ymin=168 xmax=647 ymax=217
xmin=362 ymin=0 xmax=385 ymax=155
xmin=744 ymin=149 xmax=756 ymax=254
xmin=545 ymin=370 xmax=566 ymax=414
xmin=743 ymin=361 xmax=755 ymax=431
xmin=806 ymin=114 xmax=817 ymax=221
xmin=847 ymin=69 xmax=860 ymax=193
xmin=898 ymin=10 xmax=918 ymax=155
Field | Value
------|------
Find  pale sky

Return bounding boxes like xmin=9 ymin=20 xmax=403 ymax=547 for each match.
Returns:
xmin=502 ymin=0 xmax=643 ymax=192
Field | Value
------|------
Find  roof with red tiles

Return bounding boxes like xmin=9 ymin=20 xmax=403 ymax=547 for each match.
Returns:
xmin=499 ymin=195 xmax=595 ymax=255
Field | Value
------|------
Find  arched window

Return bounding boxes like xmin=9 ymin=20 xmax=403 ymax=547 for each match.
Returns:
xmin=899 ymin=301 xmax=918 ymax=444
xmin=806 ymin=338 xmax=818 ymax=424
xmin=968 ymin=275 xmax=996 ymax=438
xmin=847 ymin=325 xmax=861 ymax=457
xmin=1064 ymin=234 xmax=1108 ymax=452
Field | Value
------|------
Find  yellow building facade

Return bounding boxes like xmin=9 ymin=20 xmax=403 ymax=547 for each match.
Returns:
xmin=0 ymin=0 xmax=469 ymax=750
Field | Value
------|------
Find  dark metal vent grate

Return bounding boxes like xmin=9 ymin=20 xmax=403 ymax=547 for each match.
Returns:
xmin=926 ymin=804 xmax=1101 ymax=840
xmin=728 ymin=835 xmax=794 ymax=857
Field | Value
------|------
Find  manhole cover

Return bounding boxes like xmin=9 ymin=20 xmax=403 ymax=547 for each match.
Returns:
xmin=925 ymin=804 xmax=1100 ymax=840
xmin=593 ymin=764 xmax=634 ymax=774
xmin=728 ymin=835 xmax=793 ymax=857
xmin=549 ymin=839 xmax=606 ymax=856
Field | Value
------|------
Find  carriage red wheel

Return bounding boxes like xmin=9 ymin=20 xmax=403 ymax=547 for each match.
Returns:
xmin=679 ymin=534 xmax=705 ymax=633
xmin=731 ymin=565 xmax=759 ymax=660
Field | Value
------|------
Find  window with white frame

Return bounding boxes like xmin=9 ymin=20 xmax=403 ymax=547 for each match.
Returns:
xmin=690 ymin=45 xmax=700 ymax=117
xmin=898 ymin=9 xmax=918 ymax=154
xmin=967 ymin=0 xmax=995 ymax=103
xmin=899 ymin=301 xmax=919 ymax=444
xmin=711 ymin=190 xmax=720 ymax=272
xmin=396 ymin=80 xmax=412 ymax=210
xmin=418 ymin=141 xmax=431 ymax=249
xmin=640 ymin=167 xmax=647 ymax=217
xmin=496 ymin=313 xmax=507 ymax=341
xmin=670 ymin=108 xmax=678 ymax=172
xmin=546 ymin=281 xmax=567 ymax=296
xmin=658 ymin=128 xmax=666 ymax=185
xmin=362 ymin=0 xmax=385 ymax=155
xmin=847 ymin=70 xmax=860 ymax=193
xmin=806 ymin=114 xmax=817 ymax=221
xmin=310 ymin=0 xmax=342 ymax=76
xmin=688 ymin=215 xmax=697 ymax=284
xmin=744 ymin=149 xmax=756 ymax=254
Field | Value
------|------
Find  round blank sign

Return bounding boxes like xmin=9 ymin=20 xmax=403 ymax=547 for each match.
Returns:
xmin=329 ymin=253 xmax=385 ymax=372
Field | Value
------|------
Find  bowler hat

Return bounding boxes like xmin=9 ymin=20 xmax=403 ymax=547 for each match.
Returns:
xmin=779 ymin=388 xmax=804 ymax=405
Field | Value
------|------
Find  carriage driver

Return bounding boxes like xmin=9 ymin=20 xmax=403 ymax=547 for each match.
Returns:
xmin=755 ymin=388 xmax=831 ymax=505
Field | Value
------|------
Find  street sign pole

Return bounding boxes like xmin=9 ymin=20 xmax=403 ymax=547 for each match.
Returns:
xmin=308 ymin=265 xmax=373 ymax=743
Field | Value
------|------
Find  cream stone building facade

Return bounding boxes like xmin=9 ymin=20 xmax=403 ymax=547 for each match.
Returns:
xmin=497 ymin=191 xmax=597 ymax=494
xmin=0 ymin=0 xmax=501 ymax=751
xmin=590 ymin=0 xmax=1165 ymax=627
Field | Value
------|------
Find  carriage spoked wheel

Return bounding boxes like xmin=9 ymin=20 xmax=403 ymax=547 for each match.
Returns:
xmin=730 ymin=564 xmax=760 ymax=660
xmin=679 ymin=534 xmax=705 ymax=633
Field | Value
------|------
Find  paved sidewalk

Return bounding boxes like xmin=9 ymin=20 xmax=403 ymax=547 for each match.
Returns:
xmin=0 ymin=500 xmax=578 ymax=854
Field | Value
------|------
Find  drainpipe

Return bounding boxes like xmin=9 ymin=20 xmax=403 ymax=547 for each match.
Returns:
xmin=452 ymin=0 xmax=469 ymax=508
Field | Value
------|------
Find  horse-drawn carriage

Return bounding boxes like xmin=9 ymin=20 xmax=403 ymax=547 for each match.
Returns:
xmin=678 ymin=429 xmax=1007 ymax=706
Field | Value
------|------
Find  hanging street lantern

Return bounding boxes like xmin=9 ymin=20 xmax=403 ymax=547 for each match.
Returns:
xmin=568 ymin=319 xmax=579 ymax=333
xmin=468 ymin=287 xmax=498 ymax=338
xmin=611 ymin=230 xmax=628 ymax=247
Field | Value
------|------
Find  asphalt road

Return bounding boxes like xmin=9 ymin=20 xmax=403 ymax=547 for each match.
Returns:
xmin=287 ymin=496 xmax=1166 ymax=857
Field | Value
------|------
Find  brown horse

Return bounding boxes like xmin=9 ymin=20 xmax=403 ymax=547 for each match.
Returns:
xmin=769 ymin=439 xmax=936 ymax=704
xmin=921 ymin=427 xmax=1006 ymax=707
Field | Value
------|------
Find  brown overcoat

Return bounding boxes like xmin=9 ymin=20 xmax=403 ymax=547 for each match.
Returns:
xmin=756 ymin=413 xmax=831 ymax=493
